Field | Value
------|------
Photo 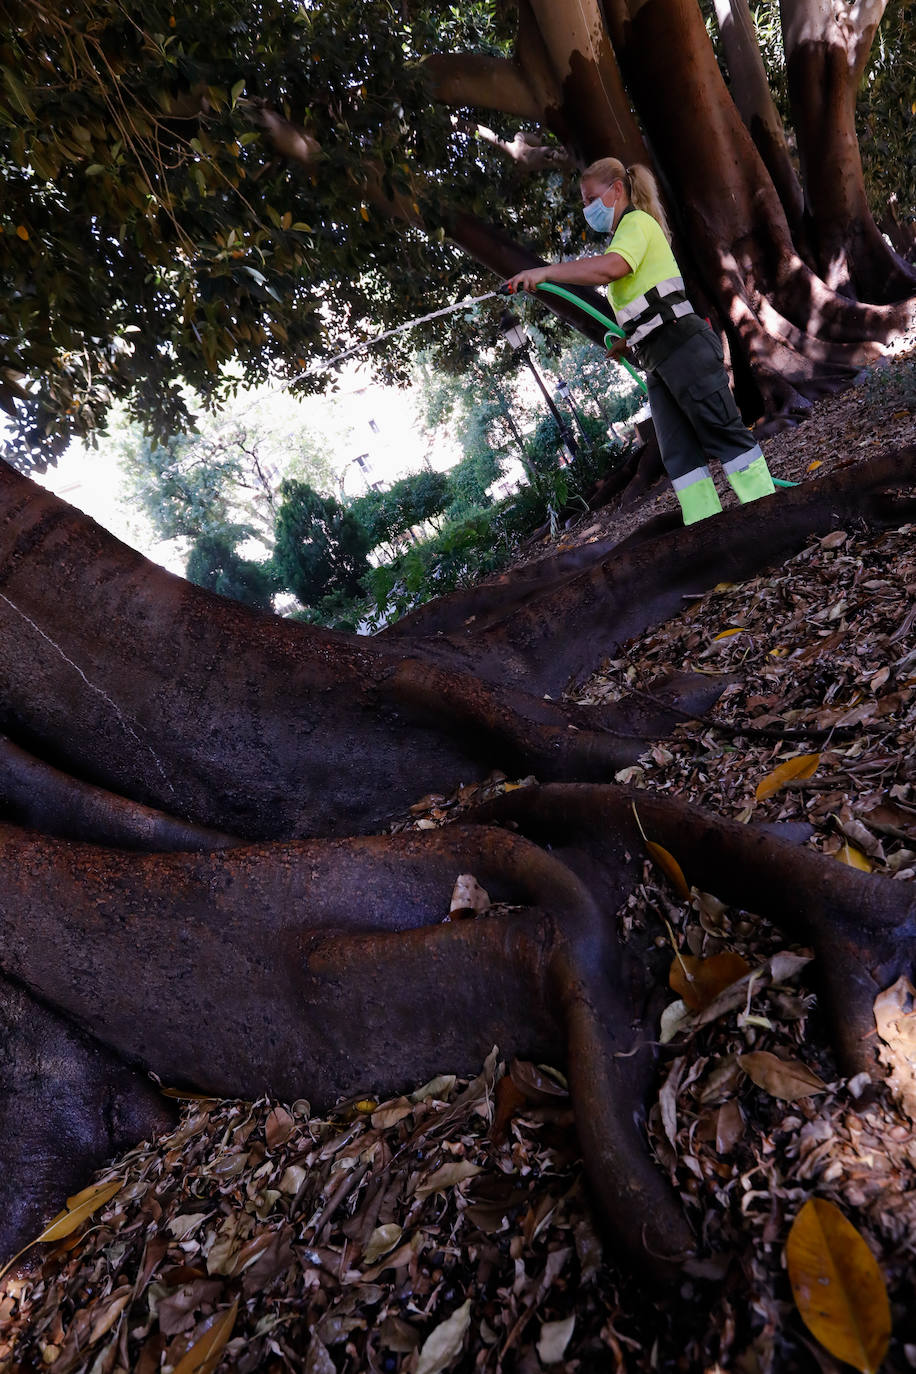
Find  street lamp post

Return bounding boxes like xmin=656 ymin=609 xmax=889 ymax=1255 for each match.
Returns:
xmin=500 ymin=311 xmax=578 ymax=464
xmin=555 ymin=377 xmax=591 ymax=445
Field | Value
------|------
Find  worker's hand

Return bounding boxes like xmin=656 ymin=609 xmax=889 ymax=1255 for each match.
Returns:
xmin=504 ymin=267 xmax=549 ymax=294
xmin=606 ymin=334 xmax=629 ymax=361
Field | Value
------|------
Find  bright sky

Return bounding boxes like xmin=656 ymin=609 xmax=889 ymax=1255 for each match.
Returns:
xmin=33 ymin=358 xmax=464 ymax=574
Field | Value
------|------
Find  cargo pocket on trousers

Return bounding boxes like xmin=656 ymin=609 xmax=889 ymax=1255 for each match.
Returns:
xmin=687 ymin=370 xmax=736 ymax=428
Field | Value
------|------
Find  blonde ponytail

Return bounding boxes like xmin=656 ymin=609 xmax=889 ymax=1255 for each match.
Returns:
xmin=581 ymin=157 xmax=672 ymax=243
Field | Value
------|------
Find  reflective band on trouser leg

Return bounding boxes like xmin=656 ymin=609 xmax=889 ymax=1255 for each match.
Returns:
xmin=675 ymin=473 xmax=723 ymax=525
xmin=725 ymin=453 xmax=776 ymax=504
xmin=721 ymin=444 xmax=763 ymax=475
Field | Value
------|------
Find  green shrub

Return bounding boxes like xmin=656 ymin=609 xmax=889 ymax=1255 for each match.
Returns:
xmin=273 ymin=480 xmax=371 ymax=605
xmin=186 ymin=530 xmax=278 ymax=610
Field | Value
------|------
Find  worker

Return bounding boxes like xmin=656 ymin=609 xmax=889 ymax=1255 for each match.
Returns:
xmin=504 ymin=157 xmax=776 ymax=525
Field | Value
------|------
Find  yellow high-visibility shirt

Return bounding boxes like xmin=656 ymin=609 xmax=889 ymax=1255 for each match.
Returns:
xmin=604 ymin=208 xmax=681 ymax=314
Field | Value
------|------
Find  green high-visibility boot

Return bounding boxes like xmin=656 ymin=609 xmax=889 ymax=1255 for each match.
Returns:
xmin=727 ymin=454 xmax=776 ymax=504
xmin=676 ymin=475 xmax=723 ymax=525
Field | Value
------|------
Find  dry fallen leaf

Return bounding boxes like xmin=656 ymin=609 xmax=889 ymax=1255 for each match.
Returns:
xmin=755 ymin=753 xmax=821 ymax=801
xmin=874 ymin=976 xmax=916 ymax=1118
xmin=537 ymin=1314 xmax=576 ymax=1365
xmin=490 ymin=1074 xmax=527 ymax=1145
xmin=364 ymin=1224 xmax=403 ymax=1264
xmin=659 ymin=997 xmax=692 ymax=1044
xmin=835 ymin=840 xmax=873 ymax=872
xmin=738 ymin=1051 xmax=827 ymax=1100
xmin=508 ymin=1058 xmax=569 ymax=1102
xmin=632 ymin=803 xmax=690 ymax=897
xmin=168 ymin=1212 xmax=209 ymax=1240
xmin=692 ymin=888 xmax=727 ymax=933
xmin=714 ymin=1100 xmax=744 ymax=1153
xmin=265 ymin=1105 xmax=295 ymax=1149
xmin=786 ymin=1198 xmax=890 ymax=1374
xmin=659 ymin=1055 xmax=687 ymax=1152
xmin=411 ymin=1074 xmax=457 ymax=1103
xmin=361 ymin=1233 xmax=424 ymax=1282
xmin=449 ymin=873 xmax=491 ymax=915
xmin=415 ymin=1161 xmax=482 ymax=1199
xmin=88 ymin=1286 xmax=131 ymax=1345
xmin=646 ymin=840 xmax=690 ymax=898
xmin=416 ymin=1298 xmax=472 ymax=1374
xmin=305 ymin=1335 xmax=336 ymax=1374
xmin=379 ymin=1316 xmax=421 ymax=1353
xmin=769 ymin=951 xmax=814 ymax=984
xmin=0 ymin=1177 xmax=125 ymax=1279
xmin=819 ymin=530 xmax=848 ymax=549
xmin=669 ymin=951 xmax=751 ymax=1011
xmin=371 ymin=1097 xmax=414 ymax=1130
xmin=172 ymin=1300 xmax=239 ymax=1374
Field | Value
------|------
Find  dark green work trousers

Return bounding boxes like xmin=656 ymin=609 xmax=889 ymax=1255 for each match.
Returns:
xmin=643 ymin=322 xmax=764 ymax=492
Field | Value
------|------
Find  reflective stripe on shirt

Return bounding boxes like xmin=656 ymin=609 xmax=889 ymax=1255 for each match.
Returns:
xmin=616 ymin=276 xmax=687 ymax=324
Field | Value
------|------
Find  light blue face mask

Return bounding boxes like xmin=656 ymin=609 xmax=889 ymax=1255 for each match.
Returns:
xmin=583 ymin=195 xmax=616 ymax=234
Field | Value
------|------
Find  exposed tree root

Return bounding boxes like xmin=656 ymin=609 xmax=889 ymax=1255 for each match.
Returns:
xmin=1 ymin=780 xmax=912 ymax=1273
xmin=2 ymin=448 xmax=915 ymax=1281
xmin=0 ymin=978 xmax=177 ymax=1266
xmin=0 ymin=734 xmax=236 ymax=851
xmin=470 ymin=784 xmax=916 ymax=1080
xmin=410 ymin=448 xmax=916 ymax=692
xmin=0 ymin=818 xmax=691 ymax=1273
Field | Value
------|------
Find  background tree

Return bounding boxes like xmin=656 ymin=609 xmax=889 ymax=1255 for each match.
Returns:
xmin=444 ymin=448 xmax=502 ymax=520
xmin=114 ymin=385 xmax=338 ymax=597
xmin=124 ymin=433 xmax=252 ymax=544
xmin=185 ymin=529 xmax=279 ymax=610
xmin=347 ymin=487 xmax=400 ymax=557
xmin=273 ymin=479 xmax=371 ymax=606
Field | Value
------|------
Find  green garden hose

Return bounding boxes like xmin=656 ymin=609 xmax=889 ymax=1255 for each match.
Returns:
xmin=532 ymin=282 xmax=648 ymax=394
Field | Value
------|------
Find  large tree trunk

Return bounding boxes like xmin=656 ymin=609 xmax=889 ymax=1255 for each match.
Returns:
xmin=3 ymin=454 xmax=914 ymax=839
xmin=0 ymin=462 xmax=728 ymax=839
xmin=781 ymin=0 xmax=916 ymax=302
xmin=712 ymin=0 xmax=806 ymax=241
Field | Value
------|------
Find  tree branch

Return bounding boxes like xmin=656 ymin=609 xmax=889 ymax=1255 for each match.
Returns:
xmin=250 ymin=102 xmax=322 ymax=169
xmin=473 ymin=125 xmax=576 ymax=173
xmin=251 ymin=102 xmax=422 ymax=226
xmin=421 ymin=53 xmax=543 ymax=120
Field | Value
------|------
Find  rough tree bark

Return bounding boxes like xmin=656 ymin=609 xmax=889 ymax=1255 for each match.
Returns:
xmin=423 ymin=0 xmax=649 ymax=168
xmin=2 ymin=449 xmax=915 ymax=1272
xmin=780 ymin=0 xmax=916 ymax=302
xmin=712 ymin=0 xmax=806 ymax=240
